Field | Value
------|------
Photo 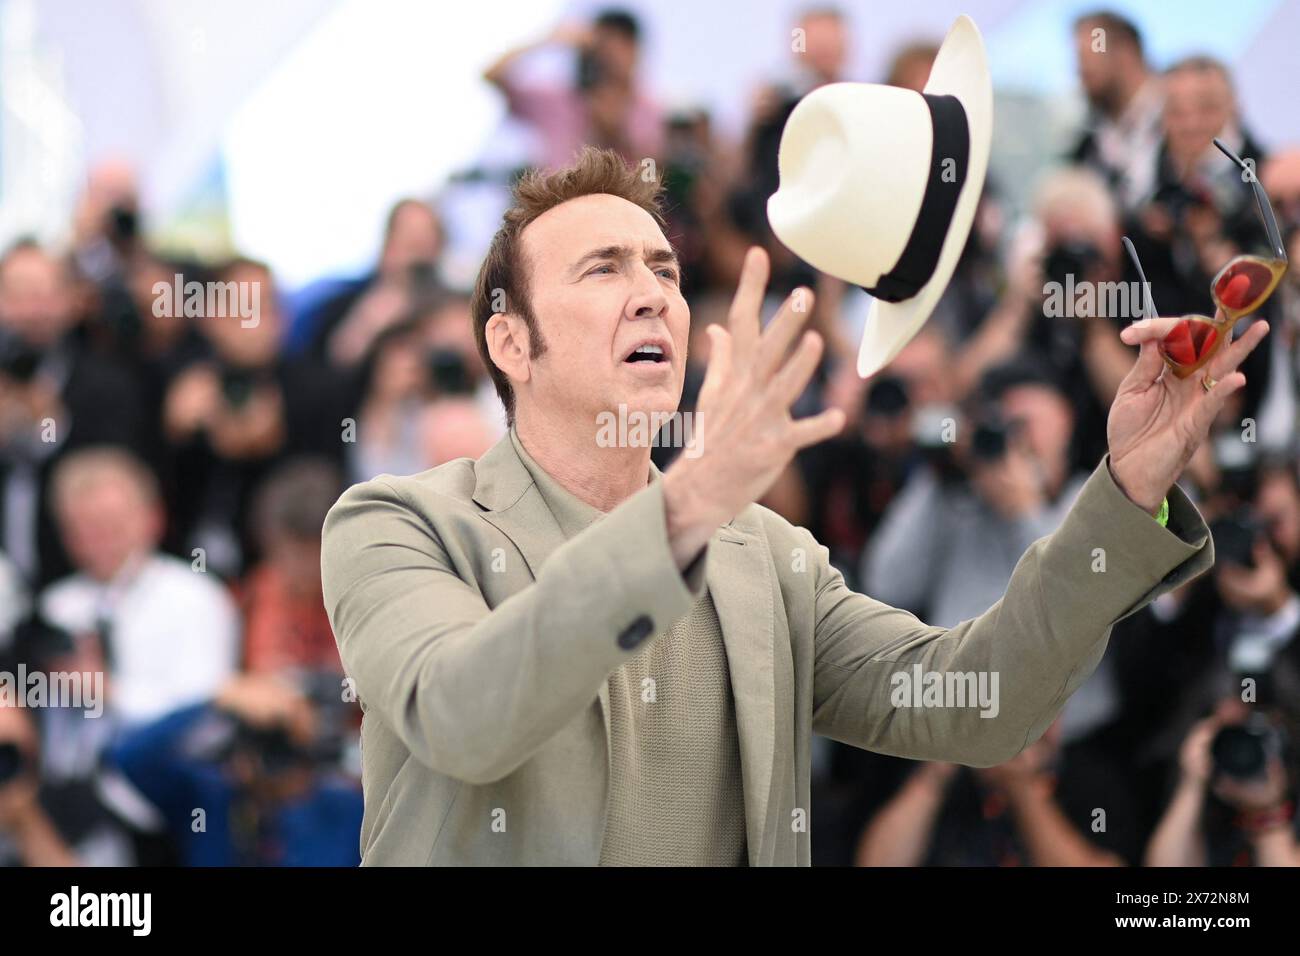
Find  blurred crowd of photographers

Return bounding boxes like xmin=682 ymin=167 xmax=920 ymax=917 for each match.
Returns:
xmin=1 ymin=7 xmax=1299 ymax=866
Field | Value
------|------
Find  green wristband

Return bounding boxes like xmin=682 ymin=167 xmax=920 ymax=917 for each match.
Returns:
xmin=1154 ymin=497 xmax=1169 ymax=528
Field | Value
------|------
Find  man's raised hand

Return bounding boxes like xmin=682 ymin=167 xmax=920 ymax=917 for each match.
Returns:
xmin=663 ymin=247 xmax=845 ymax=567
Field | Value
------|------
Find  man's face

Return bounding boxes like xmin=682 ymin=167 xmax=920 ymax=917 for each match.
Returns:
xmin=799 ymin=13 xmax=847 ymax=83
xmin=514 ymin=193 xmax=689 ymax=430
xmin=889 ymin=332 xmax=952 ymax=408
xmin=592 ymin=27 xmax=638 ymax=85
xmin=0 ymin=248 xmax=76 ymax=349
xmin=204 ymin=263 xmax=281 ymax=367
xmin=1074 ymin=26 xmax=1123 ymax=111
xmin=57 ymin=475 xmax=160 ymax=582
xmin=1164 ymin=68 xmax=1234 ymax=168
xmin=380 ymin=203 xmax=441 ymax=278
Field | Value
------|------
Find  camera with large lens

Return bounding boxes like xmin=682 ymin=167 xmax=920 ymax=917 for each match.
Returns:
xmin=865 ymin=375 xmax=909 ymax=419
xmin=1043 ymin=239 xmax=1103 ymax=290
xmin=910 ymin=397 xmax=966 ymax=486
xmin=1152 ymin=179 xmax=1213 ymax=230
xmin=1211 ymin=713 xmax=1285 ymax=783
xmin=970 ymin=413 xmax=1024 ymax=464
xmin=576 ymin=47 xmax=606 ymax=92
xmin=217 ymin=364 xmax=268 ymax=410
xmin=1210 ymin=508 xmax=1263 ymax=569
xmin=107 ymin=204 xmax=139 ymax=245
xmin=0 ymin=328 xmax=43 ymax=384
xmin=0 ymin=741 xmax=27 ymax=786
xmin=1034 ymin=238 xmax=1106 ymax=364
xmin=426 ymin=348 xmax=474 ymax=397
xmin=223 ymin=670 xmax=352 ymax=775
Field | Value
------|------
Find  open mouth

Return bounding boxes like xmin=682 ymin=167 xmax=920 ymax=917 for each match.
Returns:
xmin=623 ymin=344 xmax=668 ymax=364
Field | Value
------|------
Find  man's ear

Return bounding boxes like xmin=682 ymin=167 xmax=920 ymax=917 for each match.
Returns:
xmin=485 ymin=312 xmax=532 ymax=388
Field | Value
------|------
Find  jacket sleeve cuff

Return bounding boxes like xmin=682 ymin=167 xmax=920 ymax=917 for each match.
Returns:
xmin=1046 ymin=453 xmax=1213 ymax=626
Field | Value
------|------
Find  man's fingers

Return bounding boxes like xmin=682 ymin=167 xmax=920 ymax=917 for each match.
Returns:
xmin=788 ymin=406 xmax=846 ymax=450
xmin=1190 ymin=370 xmax=1247 ymax=435
xmin=1119 ymin=315 xmax=1188 ymax=346
xmin=1207 ymin=319 xmax=1269 ymax=382
xmin=727 ymin=246 xmax=769 ymax=360
xmin=1117 ymin=334 xmax=1167 ymax=391
xmin=769 ymin=330 xmax=824 ymax=409
xmin=754 ymin=286 xmax=815 ymax=381
xmin=1118 ymin=317 xmax=1269 ymax=396
xmin=697 ymin=325 xmax=732 ymax=410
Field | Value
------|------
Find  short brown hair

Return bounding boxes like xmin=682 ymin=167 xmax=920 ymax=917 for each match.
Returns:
xmin=1073 ymin=11 xmax=1144 ymax=58
xmin=250 ymin=457 xmax=342 ymax=549
xmin=470 ymin=146 xmax=665 ymax=424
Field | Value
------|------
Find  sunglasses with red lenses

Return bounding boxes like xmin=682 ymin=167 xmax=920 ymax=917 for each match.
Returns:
xmin=1123 ymin=138 xmax=1289 ymax=379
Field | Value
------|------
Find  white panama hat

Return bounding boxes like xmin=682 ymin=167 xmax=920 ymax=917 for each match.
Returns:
xmin=766 ymin=15 xmax=993 ymax=378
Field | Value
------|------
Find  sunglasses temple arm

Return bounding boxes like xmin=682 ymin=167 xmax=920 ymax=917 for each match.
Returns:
xmin=1215 ymin=137 xmax=1288 ymax=261
xmin=1252 ymin=179 xmax=1288 ymax=261
xmin=1121 ymin=236 xmax=1159 ymax=322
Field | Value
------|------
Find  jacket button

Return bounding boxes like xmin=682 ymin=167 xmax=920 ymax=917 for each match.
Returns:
xmin=617 ymin=615 xmax=654 ymax=650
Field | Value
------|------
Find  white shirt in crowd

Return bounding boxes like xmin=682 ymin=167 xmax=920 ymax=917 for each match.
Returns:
xmin=39 ymin=552 xmax=240 ymax=726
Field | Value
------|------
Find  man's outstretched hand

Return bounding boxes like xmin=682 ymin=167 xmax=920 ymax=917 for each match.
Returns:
xmin=1109 ymin=312 xmax=1270 ymax=514
xmin=663 ymin=247 xmax=845 ymax=568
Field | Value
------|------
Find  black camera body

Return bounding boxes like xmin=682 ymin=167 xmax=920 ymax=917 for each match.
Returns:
xmin=223 ymin=671 xmax=352 ymax=776
xmin=1043 ymin=239 xmax=1104 ymax=290
xmin=0 ymin=329 xmax=43 ymax=384
xmin=426 ymin=348 xmax=474 ymax=397
xmin=0 ymin=741 xmax=28 ymax=786
xmin=1211 ymin=715 xmax=1285 ymax=782
xmin=576 ymin=48 xmax=606 ymax=92
xmin=1151 ymin=179 xmax=1213 ymax=229
xmin=865 ymin=375 xmax=909 ymax=418
xmin=970 ymin=414 xmax=1024 ymax=464
xmin=217 ymin=364 xmax=268 ymax=410
xmin=1210 ymin=509 xmax=1263 ymax=569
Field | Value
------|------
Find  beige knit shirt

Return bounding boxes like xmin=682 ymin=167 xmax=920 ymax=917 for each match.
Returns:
xmin=512 ymin=430 xmax=749 ymax=866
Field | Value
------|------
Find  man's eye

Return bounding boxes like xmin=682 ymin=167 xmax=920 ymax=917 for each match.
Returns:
xmin=657 ymin=268 xmax=679 ymax=282
xmin=587 ymin=264 xmax=615 ymax=276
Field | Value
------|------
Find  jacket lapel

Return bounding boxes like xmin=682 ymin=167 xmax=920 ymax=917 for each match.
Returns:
xmin=472 ymin=432 xmax=617 ymax=774
xmin=470 ymin=431 xmax=778 ymax=866
xmin=706 ymin=517 xmax=777 ymax=867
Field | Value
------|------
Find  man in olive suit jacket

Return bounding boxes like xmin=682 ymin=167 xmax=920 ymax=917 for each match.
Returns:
xmin=321 ymin=148 xmax=1268 ymax=866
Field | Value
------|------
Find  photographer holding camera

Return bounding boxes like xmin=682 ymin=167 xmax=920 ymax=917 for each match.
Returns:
xmin=0 ymin=613 xmax=136 ymax=868
xmin=953 ymin=168 xmax=1142 ymax=472
xmin=348 ymin=293 xmax=499 ymax=482
xmin=1147 ymin=697 xmax=1297 ymax=866
xmin=1144 ymin=460 xmax=1300 ymax=866
xmin=162 ymin=259 xmax=350 ymax=576
xmin=1129 ymin=58 xmax=1269 ymax=312
xmin=0 ymin=241 xmax=147 ymax=589
xmin=862 ymin=356 xmax=1088 ymax=630
xmin=482 ymin=9 xmax=662 ymax=173
xmin=109 ymin=671 xmax=362 ymax=867
xmin=0 ymin=697 xmax=82 ymax=867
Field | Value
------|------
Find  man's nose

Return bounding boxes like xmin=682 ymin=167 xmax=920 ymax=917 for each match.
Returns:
xmin=626 ymin=264 xmax=668 ymax=319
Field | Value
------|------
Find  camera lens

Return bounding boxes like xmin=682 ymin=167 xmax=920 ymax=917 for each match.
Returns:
xmin=1211 ymin=724 xmax=1269 ymax=780
xmin=0 ymin=742 xmax=25 ymax=785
